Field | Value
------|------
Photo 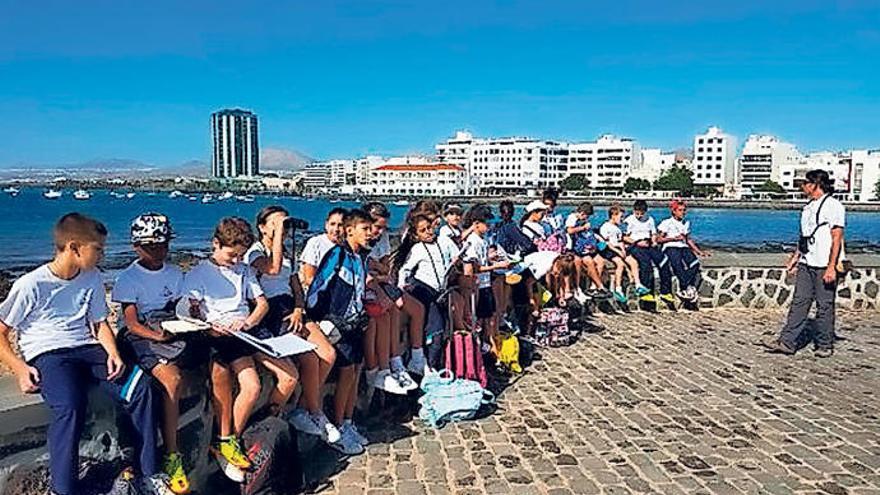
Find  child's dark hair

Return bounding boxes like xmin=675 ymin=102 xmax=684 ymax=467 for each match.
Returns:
xmin=805 ymin=169 xmax=835 ymax=194
xmin=256 ymin=205 xmax=289 ymax=227
xmin=393 ymin=214 xmax=433 ymax=271
xmin=576 ymin=202 xmax=594 ymax=216
xmin=362 ymin=202 xmax=390 ymax=220
xmin=213 ymin=217 xmax=255 ymax=248
xmin=327 ymin=207 xmax=348 ymax=219
xmin=499 ymin=200 xmax=515 ymax=222
xmin=608 ymin=203 xmax=623 ymax=219
xmin=54 ymin=213 xmax=108 ymax=251
xmin=542 ymin=188 xmax=559 ymax=204
xmin=463 ymin=203 xmax=493 ymax=229
xmin=344 ymin=208 xmax=374 ymax=228
xmin=633 ymin=199 xmax=648 ymax=212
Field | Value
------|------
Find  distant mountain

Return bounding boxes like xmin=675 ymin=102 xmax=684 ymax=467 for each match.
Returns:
xmin=260 ymin=148 xmax=314 ymax=172
xmin=149 ymin=160 xmax=210 ymax=177
xmin=2 ymin=157 xmax=155 ymax=171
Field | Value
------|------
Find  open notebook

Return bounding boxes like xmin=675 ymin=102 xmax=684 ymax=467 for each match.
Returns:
xmin=231 ymin=331 xmax=317 ymax=358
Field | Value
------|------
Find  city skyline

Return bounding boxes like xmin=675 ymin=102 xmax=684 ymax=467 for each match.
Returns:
xmin=1 ymin=1 xmax=880 ymax=167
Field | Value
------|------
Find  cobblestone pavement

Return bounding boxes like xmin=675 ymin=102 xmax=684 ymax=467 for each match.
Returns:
xmin=308 ymin=309 xmax=880 ymax=495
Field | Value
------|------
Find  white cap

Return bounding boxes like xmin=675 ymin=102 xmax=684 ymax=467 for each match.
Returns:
xmin=525 ymin=200 xmax=549 ymax=213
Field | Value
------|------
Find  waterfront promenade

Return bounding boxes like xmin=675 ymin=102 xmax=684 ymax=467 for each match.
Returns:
xmin=309 ymin=309 xmax=880 ymax=495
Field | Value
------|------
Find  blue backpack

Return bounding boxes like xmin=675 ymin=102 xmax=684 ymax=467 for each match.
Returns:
xmin=418 ymin=369 xmax=495 ymax=428
xmin=305 ymin=244 xmax=359 ymax=322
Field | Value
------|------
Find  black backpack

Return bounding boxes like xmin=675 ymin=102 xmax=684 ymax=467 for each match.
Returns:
xmin=239 ymin=415 xmax=303 ymax=495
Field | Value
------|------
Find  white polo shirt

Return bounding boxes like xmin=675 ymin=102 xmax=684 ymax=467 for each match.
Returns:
xmin=800 ymin=194 xmax=845 ymax=268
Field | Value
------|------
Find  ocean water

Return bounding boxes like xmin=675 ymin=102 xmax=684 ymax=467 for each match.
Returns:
xmin=2 ymin=188 xmax=880 ymax=271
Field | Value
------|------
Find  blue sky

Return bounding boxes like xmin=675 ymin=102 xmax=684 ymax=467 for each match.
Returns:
xmin=1 ymin=0 xmax=879 ymax=167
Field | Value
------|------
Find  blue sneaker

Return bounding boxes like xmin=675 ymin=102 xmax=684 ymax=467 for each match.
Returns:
xmin=634 ymin=285 xmax=651 ymax=297
xmin=613 ymin=291 xmax=627 ymax=304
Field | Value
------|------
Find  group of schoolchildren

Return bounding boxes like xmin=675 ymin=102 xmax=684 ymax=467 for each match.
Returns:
xmin=0 ymin=191 xmax=707 ymax=495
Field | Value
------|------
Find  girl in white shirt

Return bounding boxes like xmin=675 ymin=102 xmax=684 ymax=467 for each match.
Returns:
xmin=247 ymin=206 xmax=340 ymax=445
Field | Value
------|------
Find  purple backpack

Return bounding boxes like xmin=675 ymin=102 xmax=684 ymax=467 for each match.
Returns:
xmin=536 ymin=308 xmax=571 ymax=347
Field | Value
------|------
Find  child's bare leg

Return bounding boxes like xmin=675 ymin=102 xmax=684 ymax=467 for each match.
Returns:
xmin=582 ymin=257 xmax=605 ymax=289
xmin=254 ymin=354 xmax=299 ymax=415
xmin=389 ymin=307 xmax=402 ymax=359
xmin=364 ymin=318 xmax=378 ymax=370
xmin=401 ymin=293 xmax=424 ymax=349
xmin=613 ymin=259 xmax=625 ymax=290
xmin=295 ymin=352 xmax=321 ymax=414
xmin=152 ymin=363 xmax=183 ymax=452
xmin=305 ymin=322 xmax=336 ymax=386
xmin=230 ymin=357 xmax=262 ymax=436
xmin=376 ymin=311 xmax=392 ymax=370
xmin=333 ymin=365 xmax=356 ymax=426
xmin=626 ymin=255 xmax=642 ymax=286
xmin=344 ymin=365 xmax=361 ymax=420
xmin=210 ymin=360 xmax=234 ymax=437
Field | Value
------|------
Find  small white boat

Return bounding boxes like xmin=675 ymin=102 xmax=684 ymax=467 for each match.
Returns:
xmin=125 ymin=192 xmax=136 ymax=199
xmin=201 ymin=193 xmax=214 ymax=204
xmin=169 ymin=190 xmax=184 ymax=199
xmin=43 ymin=189 xmax=62 ymax=199
xmin=188 ymin=195 xmax=198 ymax=201
xmin=3 ymin=186 xmax=19 ymax=197
xmin=218 ymin=191 xmax=234 ymax=201
xmin=393 ymin=199 xmax=410 ymax=207
xmin=73 ymin=189 xmax=91 ymax=200
xmin=235 ymin=194 xmax=255 ymax=203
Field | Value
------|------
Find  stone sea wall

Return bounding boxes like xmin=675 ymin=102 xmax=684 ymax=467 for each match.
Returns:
xmin=698 ymin=267 xmax=879 ymax=310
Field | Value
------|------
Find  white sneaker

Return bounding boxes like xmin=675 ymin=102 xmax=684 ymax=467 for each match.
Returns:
xmin=393 ymin=369 xmax=418 ymax=392
xmin=574 ymin=287 xmax=589 ymax=303
xmin=687 ymin=286 xmax=699 ymax=300
xmin=406 ymin=352 xmax=428 ymax=377
xmin=329 ymin=432 xmax=365 ymax=456
xmin=370 ymin=369 xmax=410 ymax=395
xmin=138 ymin=474 xmax=175 ymax=495
xmin=313 ymin=412 xmax=342 ymax=444
xmin=342 ymin=421 xmax=369 ymax=446
xmin=287 ymin=408 xmax=322 ymax=436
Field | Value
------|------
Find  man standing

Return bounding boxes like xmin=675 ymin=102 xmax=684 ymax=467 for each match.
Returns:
xmin=764 ymin=169 xmax=844 ymax=357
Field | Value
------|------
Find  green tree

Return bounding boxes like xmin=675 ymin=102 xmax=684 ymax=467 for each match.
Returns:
xmin=757 ymin=180 xmax=786 ymax=194
xmin=623 ymin=177 xmax=651 ymax=193
xmin=560 ymin=173 xmax=589 ymax=192
xmin=653 ymin=166 xmax=694 ymax=195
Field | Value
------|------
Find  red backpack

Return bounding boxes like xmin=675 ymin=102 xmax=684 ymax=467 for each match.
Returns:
xmin=444 ymin=331 xmax=488 ymax=388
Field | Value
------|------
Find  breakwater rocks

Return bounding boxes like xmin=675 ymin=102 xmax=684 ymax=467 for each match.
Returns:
xmin=699 ymin=267 xmax=879 ymax=310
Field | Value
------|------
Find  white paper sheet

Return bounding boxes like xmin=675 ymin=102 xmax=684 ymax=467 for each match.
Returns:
xmin=233 ymin=331 xmax=317 ymax=358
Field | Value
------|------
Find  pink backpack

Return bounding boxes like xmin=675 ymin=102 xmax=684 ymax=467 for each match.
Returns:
xmin=444 ymin=331 xmax=488 ymax=388
xmin=523 ymin=225 xmax=566 ymax=253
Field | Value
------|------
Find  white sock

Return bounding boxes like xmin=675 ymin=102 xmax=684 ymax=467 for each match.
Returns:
xmin=411 ymin=348 xmax=424 ymax=361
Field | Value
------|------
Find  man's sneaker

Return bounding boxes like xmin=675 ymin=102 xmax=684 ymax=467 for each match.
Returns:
xmin=329 ymin=431 xmax=365 ymax=456
xmin=312 ymin=412 xmax=342 ymax=443
xmin=406 ymin=352 xmax=428 ymax=377
xmin=137 ymin=474 xmax=175 ymax=495
xmin=760 ymin=336 xmax=795 ymax=355
xmin=659 ymin=293 xmax=677 ymax=304
xmin=814 ymin=347 xmax=834 ymax=358
xmin=342 ymin=421 xmax=369 ymax=446
xmin=612 ymin=291 xmax=627 ymax=304
xmin=162 ymin=452 xmax=190 ymax=494
xmin=394 ymin=369 xmax=418 ymax=392
xmin=287 ymin=408 xmax=322 ymax=436
xmin=213 ymin=436 xmax=250 ymax=482
xmin=634 ymin=285 xmax=651 ymax=297
xmin=370 ymin=369 xmax=410 ymax=395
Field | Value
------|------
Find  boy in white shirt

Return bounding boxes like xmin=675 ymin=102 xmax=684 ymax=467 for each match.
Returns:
xmin=184 ymin=217 xmax=296 ymax=482
xmin=112 ymin=213 xmax=192 ymax=494
xmin=598 ymin=204 xmax=650 ymax=303
xmin=0 ymin=213 xmax=169 ymax=495
xmin=623 ymin=200 xmax=676 ymax=307
xmin=656 ymin=200 xmax=708 ymax=303
xmin=565 ymin=202 xmax=611 ymax=300
xmin=462 ymin=205 xmax=509 ymax=355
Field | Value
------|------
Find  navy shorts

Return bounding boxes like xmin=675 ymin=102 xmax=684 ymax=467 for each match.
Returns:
xmin=599 ymin=249 xmax=620 ymax=262
xmin=335 ymin=330 xmax=364 ymax=367
xmin=261 ymin=294 xmax=297 ymax=338
xmin=476 ymin=287 xmax=496 ymax=320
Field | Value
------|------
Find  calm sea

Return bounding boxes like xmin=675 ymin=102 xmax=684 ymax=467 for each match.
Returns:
xmin=2 ymin=188 xmax=880 ymax=271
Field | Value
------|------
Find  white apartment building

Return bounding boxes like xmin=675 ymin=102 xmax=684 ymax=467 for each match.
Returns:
xmin=302 ymin=162 xmax=331 ymax=192
xmin=436 ymin=131 xmax=568 ymax=195
xmin=738 ymin=135 xmax=802 ymax=191
xmin=355 ymin=156 xmax=385 ymax=186
xmin=778 ymin=151 xmax=851 ymax=198
xmin=568 ymin=135 xmax=641 ymax=190
xmin=850 ymin=150 xmax=880 ymax=202
xmin=367 ymin=163 xmax=468 ymax=197
xmin=324 ymin=159 xmax=356 ymax=187
xmin=633 ymin=148 xmax=677 ymax=182
xmin=692 ymin=127 xmax=736 ymax=187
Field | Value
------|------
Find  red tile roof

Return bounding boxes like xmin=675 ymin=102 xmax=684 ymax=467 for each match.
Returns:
xmin=376 ymin=164 xmax=465 ymax=172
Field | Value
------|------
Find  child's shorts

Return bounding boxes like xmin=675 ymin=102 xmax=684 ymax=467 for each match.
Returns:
xmin=211 ymin=328 xmax=267 ymax=365
xmin=261 ymin=294 xmax=297 ymax=338
xmin=120 ymin=331 xmax=195 ymax=371
xmin=598 ymin=249 xmax=620 ymax=262
xmin=335 ymin=330 xmax=364 ymax=367
xmin=476 ymin=287 xmax=496 ymax=319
